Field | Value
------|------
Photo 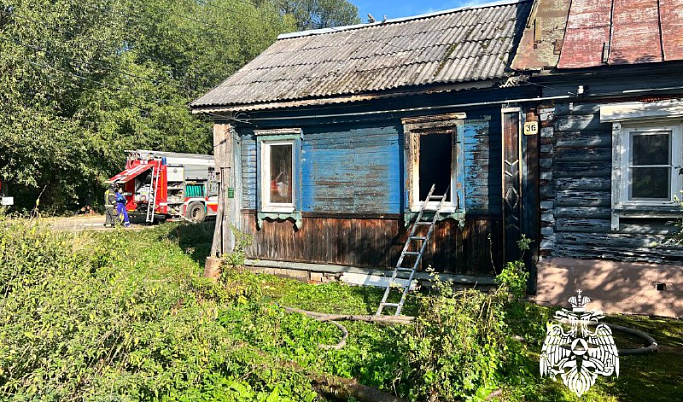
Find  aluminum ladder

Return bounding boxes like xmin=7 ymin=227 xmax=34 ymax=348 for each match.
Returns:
xmin=146 ymin=163 xmax=161 ymax=223
xmin=376 ymin=184 xmax=449 ymax=316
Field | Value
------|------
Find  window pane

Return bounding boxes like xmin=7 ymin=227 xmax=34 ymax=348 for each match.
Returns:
xmin=269 ymin=144 xmax=293 ymax=204
xmin=630 ymin=167 xmax=670 ymax=199
xmin=631 ymin=132 xmax=671 ymax=165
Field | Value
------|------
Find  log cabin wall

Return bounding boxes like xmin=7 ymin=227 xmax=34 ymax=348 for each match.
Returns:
xmin=231 ymin=106 xmax=508 ymax=276
xmin=538 ymin=99 xmax=683 ymax=264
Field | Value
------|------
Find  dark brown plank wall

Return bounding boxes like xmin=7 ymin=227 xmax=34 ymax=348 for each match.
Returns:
xmin=240 ymin=211 xmax=501 ymax=276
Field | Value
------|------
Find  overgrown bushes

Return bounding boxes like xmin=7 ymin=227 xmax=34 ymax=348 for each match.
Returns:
xmin=3 ymin=217 xmax=619 ymax=401
xmin=0 ymin=217 xmax=316 ymax=401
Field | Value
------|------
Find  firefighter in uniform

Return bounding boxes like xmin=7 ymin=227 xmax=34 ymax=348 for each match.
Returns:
xmin=104 ymin=184 xmax=118 ymax=227
xmin=115 ymin=186 xmax=131 ymax=227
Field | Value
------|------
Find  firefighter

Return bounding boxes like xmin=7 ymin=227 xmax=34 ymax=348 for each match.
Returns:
xmin=115 ymin=186 xmax=131 ymax=227
xmin=104 ymin=184 xmax=118 ymax=227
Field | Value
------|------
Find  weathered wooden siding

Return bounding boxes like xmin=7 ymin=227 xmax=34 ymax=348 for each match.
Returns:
xmin=302 ymin=125 xmax=402 ymax=213
xmin=539 ymin=102 xmax=683 ymax=263
xmin=240 ymin=123 xmax=402 ymax=213
xmin=233 ymin=109 xmax=505 ymax=275
xmin=463 ymin=118 xmax=502 ymax=214
xmin=240 ymin=211 xmax=501 ymax=275
xmin=240 ymin=117 xmax=501 ymax=215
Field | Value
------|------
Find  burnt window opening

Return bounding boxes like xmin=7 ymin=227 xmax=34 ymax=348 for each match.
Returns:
xmin=418 ymin=133 xmax=452 ymax=201
xmin=403 ymin=112 xmax=465 ymax=213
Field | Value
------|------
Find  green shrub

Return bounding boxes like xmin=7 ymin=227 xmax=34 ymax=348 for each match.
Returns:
xmin=221 ymin=226 xmax=253 ymax=271
xmin=393 ymin=277 xmax=508 ymax=401
xmin=0 ymin=219 xmax=318 ymax=401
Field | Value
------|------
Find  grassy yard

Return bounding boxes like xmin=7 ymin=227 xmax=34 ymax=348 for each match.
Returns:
xmin=0 ymin=219 xmax=680 ymax=401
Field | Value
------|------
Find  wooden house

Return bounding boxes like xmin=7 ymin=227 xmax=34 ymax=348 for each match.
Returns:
xmin=511 ymin=0 xmax=683 ymax=317
xmin=191 ymin=0 xmax=540 ymax=287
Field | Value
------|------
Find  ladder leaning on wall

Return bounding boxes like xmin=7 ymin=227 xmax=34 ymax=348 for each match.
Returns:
xmin=376 ymin=183 xmax=449 ymax=316
xmin=146 ymin=163 xmax=161 ymax=223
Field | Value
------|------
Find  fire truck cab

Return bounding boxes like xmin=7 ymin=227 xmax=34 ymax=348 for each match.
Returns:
xmin=108 ymin=150 xmax=218 ymax=223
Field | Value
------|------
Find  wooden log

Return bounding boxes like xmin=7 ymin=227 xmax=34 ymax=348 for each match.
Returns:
xmin=311 ymin=375 xmax=407 ymax=402
xmin=556 ymin=190 xmax=611 ymax=207
xmin=552 ymin=103 xmax=602 ymax=116
xmin=554 ymin=114 xmax=606 ymax=132
xmin=555 ymin=218 xmax=611 ymax=233
xmin=553 ymin=161 xmax=611 ymax=178
xmin=554 ymin=178 xmax=610 ymax=191
xmin=554 ymin=132 xmax=611 ymax=148
xmin=554 ymin=207 xmax=611 ymax=219
xmin=552 ymin=147 xmax=611 ymax=162
xmin=204 ymin=257 xmax=222 ymax=281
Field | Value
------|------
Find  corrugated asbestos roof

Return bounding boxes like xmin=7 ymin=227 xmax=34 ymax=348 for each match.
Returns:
xmin=513 ymin=0 xmax=683 ymax=70
xmin=191 ymin=0 xmax=532 ymax=110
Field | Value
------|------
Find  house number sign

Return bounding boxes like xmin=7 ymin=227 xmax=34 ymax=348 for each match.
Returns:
xmin=523 ymin=121 xmax=538 ymax=135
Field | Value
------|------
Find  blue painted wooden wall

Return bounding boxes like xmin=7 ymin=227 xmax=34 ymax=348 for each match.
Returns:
xmin=238 ymin=111 xmax=502 ymax=216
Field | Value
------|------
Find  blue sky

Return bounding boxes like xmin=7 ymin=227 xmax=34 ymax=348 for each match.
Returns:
xmin=352 ymin=0 xmax=490 ymax=22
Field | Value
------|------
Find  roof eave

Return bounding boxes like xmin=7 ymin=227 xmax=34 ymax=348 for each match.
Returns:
xmin=190 ymin=79 xmax=506 ymax=115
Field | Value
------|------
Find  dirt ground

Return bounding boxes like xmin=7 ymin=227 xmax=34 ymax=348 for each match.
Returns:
xmin=46 ymin=214 xmax=147 ymax=231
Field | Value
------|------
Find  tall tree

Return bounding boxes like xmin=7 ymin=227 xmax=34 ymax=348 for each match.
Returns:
xmin=0 ymin=0 xmax=293 ymax=211
xmin=267 ymin=0 xmax=360 ymax=31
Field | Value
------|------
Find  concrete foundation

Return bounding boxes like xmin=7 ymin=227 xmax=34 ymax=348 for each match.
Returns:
xmin=250 ymin=266 xmax=338 ymax=283
xmin=533 ymin=257 xmax=683 ymax=318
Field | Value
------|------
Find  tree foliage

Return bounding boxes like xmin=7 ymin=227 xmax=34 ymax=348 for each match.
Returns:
xmin=0 ymin=0 xmax=295 ymax=212
xmin=262 ymin=0 xmax=360 ymax=31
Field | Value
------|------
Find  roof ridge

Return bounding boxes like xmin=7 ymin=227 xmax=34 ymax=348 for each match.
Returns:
xmin=277 ymin=0 xmax=530 ymax=40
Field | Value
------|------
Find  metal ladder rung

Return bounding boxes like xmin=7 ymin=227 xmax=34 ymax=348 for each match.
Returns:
xmin=376 ymin=183 xmax=449 ymax=316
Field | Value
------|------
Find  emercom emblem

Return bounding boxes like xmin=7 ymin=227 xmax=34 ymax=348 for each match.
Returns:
xmin=540 ymin=290 xmax=619 ymax=396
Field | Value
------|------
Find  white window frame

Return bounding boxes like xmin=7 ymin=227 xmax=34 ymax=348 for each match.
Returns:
xmin=618 ymin=124 xmax=682 ymax=206
xmin=409 ymin=131 xmax=459 ymax=213
xmin=601 ymin=99 xmax=683 ymax=230
xmin=260 ymin=139 xmax=296 ymax=213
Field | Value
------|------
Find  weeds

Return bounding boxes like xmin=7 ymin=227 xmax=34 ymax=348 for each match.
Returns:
xmin=1 ymin=217 xmax=678 ymax=402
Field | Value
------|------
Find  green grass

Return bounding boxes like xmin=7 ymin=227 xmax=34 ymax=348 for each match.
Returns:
xmin=599 ymin=315 xmax=683 ymax=402
xmin=220 ymin=267 xmax=683 ymax=402
xmin=2 ymin=219 xmax=681 ymax=401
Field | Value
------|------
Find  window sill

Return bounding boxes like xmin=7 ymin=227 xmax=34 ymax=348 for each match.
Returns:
xmin=404 ymin=210 xmax=466 ymax=227
xmin=611 ymin=204 xmax=682 ymax=230
xmin=262 ymin=205 xmax=295 ymax=213
xmin=613 ymin=204 xmax=681 ymax=217
xmin=257 ymin=210 xmax=302 ymax=229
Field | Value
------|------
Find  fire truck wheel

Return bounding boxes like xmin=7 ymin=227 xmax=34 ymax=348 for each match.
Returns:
xmin=186 ymin=202 xmax=206 ymax=223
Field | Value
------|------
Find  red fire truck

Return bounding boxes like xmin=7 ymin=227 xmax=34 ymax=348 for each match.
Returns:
xmin=108 ymin=150 xmax=218 ymax=223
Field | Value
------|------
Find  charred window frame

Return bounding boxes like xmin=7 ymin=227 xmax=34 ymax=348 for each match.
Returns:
xmin=255 ymin=129 xmax=303 ymax=228
xmin=402 ymin=113 xmax=466 ymax=223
